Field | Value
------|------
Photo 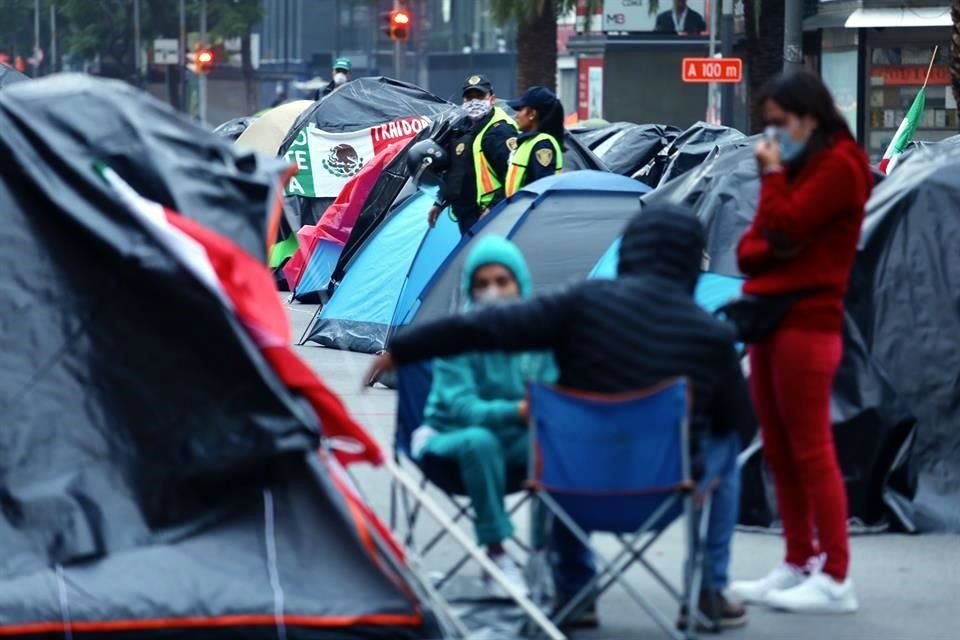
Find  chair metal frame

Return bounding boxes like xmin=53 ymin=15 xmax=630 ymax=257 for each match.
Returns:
xmin=527 ymin=379 xmax=715 ymax=640
xmin=386 ymin=457 xmax=565 ymax=640
xmin=389 ymin=449 xmax=533 ymax=589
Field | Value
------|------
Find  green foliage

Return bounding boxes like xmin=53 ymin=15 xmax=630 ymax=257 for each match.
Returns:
xmin=48 ymin=0 xmax=261 ymax=66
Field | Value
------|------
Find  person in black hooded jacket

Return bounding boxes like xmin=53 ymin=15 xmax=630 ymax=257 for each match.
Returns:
xmin=367 ymin=205 xmax=753 ymax=630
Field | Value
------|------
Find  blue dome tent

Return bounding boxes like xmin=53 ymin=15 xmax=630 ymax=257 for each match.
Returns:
xmin=590 ymin=236 xmax=744 ymax=312
xmin=301 ymin=186 xmax=460 ymax=353
xmin=390 ymin=170 xmax=651 ymax=441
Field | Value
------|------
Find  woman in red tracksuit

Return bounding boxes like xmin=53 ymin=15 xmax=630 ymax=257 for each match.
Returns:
xmin=728 ymin=71 xmax=872 ymax=614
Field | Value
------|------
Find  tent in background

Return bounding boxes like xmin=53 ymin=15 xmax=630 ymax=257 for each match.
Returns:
xmin=236 ymin=99 xmax=315 ymax=156
xmin=845 ymin=142 xmax=960 ymax=532
xmin=327 ymin=123 xmax=607 ymax=297
xmin=635 ymin=122 xmax=746 ymax=188
xmin=590 ymin=237 xmax=744 ymax=312
xmin=0 ymin=75 xmax=438 ymax=639
xmin=277 ymin=77 xmax=454 ymax=231
xmin=0 ymin=63 xmax=29 ymax=88
xmin=2 ymin=73 xmax=281 ymax=261
xmin=391 ymin=171 xmax=650 ymax=430
xmin=284 ymin=138 xmax=410 ymax=300
xmin=642 ymin=136 xmax=760 ymax=277
xmin=302 ymin=186 xmax=460 ymax=353
xmin=212 ymin=115 xmax=257 ymax=141
xmin=571 ymin=122 xmax=680 ymax=179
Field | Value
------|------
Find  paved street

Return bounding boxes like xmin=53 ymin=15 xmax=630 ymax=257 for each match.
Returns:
xmin=288 ymin=301 xmax=958 ymax=640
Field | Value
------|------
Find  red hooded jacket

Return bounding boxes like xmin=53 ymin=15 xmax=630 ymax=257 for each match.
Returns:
xmin=736 ymin=134 xmax=872 ymax=333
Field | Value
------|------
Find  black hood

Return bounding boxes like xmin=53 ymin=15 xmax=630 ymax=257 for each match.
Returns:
xmin=618 ymin=205 xmax=705 ymax=291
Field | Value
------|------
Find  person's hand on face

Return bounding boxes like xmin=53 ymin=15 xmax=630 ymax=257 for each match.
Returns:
xmin=757 ymin=98 xmax=817 ymax=172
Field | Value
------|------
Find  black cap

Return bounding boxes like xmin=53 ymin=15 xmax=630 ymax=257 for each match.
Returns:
xmin=507 ymin=86 xmax=558 ymax=113
xmin=462 ymin=74 xmax=494 ymax=97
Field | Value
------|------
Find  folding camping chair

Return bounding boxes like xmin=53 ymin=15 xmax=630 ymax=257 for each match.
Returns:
xmin=389 ymin=364 xmax=535 ymax=590
xmin=528 ymin=379 xmax=714 ymax=640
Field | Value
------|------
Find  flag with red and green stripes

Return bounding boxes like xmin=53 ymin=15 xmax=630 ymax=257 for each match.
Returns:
xmin=878 ymin=88 xmax=925 ymax=174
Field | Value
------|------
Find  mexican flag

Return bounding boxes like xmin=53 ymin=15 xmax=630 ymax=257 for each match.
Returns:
xmin=878 ymin=88 xmax=925 ymax=174
xmin=283 ymin=116 xmax=431 ymax=198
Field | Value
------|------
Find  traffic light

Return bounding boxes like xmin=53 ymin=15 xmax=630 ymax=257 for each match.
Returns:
xmin=188 ymin=47 xmax=214 ymax=74
xmin=385 ymin=8 xmax=411 ymax=41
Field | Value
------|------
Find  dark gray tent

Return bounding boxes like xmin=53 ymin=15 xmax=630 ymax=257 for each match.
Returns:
xmin=846 ymin=142 xmax=960 ymax=532
xmin=0 ymin=63 xmax=29 ymax=88
xmin=571 ymin=122 xmax=680 ymax=178
xmin=0 ymin=75 xmax=438 ymax=639
xmin=213 ymin=115 xmax=257 ymax=141
xmin=278 ymin=77 xmax=455 ymax=231
xmin=635 ymin=122 xmax=746 ymax=188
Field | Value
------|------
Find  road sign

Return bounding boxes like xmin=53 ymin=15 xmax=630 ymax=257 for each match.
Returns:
xmin=682 ymin=57 xmax=743 ymax=83
xmin=153 ymin=38 xmax=179 ymax=65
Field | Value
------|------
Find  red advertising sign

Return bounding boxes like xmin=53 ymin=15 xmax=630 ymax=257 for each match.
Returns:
xmin=682 ymin=57 xmax=743 ymax=83
xmin=577 ymin=56 xmax=604 ymax=120
xmin=870 ymin=65 xmax=950 ymax=86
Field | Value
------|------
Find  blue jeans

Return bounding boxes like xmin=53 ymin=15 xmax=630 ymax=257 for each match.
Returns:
xmin=551 ymin=432 xmax=741 ymax=599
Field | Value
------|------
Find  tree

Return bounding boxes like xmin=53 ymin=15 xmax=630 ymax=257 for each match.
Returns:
xmin=491 ymin=0 xmax=609 ymax=94
xmin=0 ymin=0 xmax=36 ymax=67
xmin=743 ymin=0 xmax=785 ymax=133
xmin=206 ymin=0 xmax=262 ymax=116
xmin=50 ymin=0 xmax=260 ymax=110
xmin=952 ymin=0 xmax=960 ymax=116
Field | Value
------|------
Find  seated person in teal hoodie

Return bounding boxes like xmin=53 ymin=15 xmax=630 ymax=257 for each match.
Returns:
xmin=411 ymin=235 xmax=556 ymax=595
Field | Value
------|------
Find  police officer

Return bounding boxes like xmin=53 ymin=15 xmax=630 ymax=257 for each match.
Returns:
xmin=428 ymin=75 xmax=518 ymax=235
xmin=504 ymin=86 xmax=565 ymax=197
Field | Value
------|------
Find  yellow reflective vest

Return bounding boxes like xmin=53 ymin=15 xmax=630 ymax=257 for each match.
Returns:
xmin=472 ymin=106 xmax=515 ymax=209
xmin=504 ymin=132 xmax=563 ymax=197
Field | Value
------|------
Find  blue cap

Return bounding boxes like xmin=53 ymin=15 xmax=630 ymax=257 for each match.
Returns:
xmin=507 ymin=86 xmax=558 ymax=112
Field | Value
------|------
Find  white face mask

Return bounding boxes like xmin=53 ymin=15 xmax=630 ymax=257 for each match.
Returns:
xmin=333 ymin=72 xmax=348 ymax=86
xmin=462 ymin=98 xmax=493 ymax=120
xmin=473 ymin=285 xmax=513 ymax=306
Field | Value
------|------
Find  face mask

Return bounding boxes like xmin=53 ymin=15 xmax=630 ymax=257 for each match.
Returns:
xmin=333 ymin=72 xmax=348 ymax=86
xmin=473 ymin=285 xmax=512 ymax=307
xmin=462 ymin=99 xmax=493 ymax=120
xmin=775 ymin=127 xmax=807 ymax=163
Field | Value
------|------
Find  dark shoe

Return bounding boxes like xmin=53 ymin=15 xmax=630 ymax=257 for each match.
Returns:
xmin=552 ymin=599 xmax=599 ymax=629
xmin=677 ymin=590 xmax=747 ymax=632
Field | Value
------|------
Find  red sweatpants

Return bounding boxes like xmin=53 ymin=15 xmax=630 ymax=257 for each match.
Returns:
xmin=748 ymin=328 xmax=850 ymax=580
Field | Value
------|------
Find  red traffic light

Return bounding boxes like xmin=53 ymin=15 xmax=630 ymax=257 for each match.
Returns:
xmin=189 ymin=47 xmax=214 ymax=74
xmin=387 ymin=9 xmax=411 ymax=41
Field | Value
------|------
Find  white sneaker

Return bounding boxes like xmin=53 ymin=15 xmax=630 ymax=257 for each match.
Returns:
xmin=483 ymin=553 xmax=529 ymax=599
xmin=766 ymin=572 xmax=859 ymax=614
xmin=728 ymin=562 xmax=807 ymax=604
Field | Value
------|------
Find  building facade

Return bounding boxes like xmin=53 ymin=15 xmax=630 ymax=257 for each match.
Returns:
xmin=257 ymin=0 xmax=518 ymax=104
xmin=809 ymin=0 xmax=954 ymax=161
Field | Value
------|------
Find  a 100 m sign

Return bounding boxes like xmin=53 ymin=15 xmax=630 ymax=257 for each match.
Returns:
xmin=682 ymin=58 xmax=743 ymax=83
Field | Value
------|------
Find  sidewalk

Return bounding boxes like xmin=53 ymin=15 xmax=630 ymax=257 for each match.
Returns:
xmin=288 ymin=302 xmax=958 ymax=640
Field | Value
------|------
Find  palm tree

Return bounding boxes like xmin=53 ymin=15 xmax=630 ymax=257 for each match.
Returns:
xmin=491 ymin=0 xmax=611 ymax=94
xmin=952 ymin=0 xmax=960 ymax=115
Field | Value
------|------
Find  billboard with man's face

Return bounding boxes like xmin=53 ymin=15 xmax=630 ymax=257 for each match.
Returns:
xmin=602 ymin=0 xmax=709 ymax=35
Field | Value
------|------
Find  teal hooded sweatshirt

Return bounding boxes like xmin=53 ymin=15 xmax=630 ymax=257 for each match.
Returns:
xmin=422 ymin=236 xmax=557 ymax=432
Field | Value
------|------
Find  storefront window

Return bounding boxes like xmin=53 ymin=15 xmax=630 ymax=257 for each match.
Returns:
xmin=822 ymin=50 xmax=859 ymax=138
xmin=867 ymin=44 xmax=955 ymax=161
